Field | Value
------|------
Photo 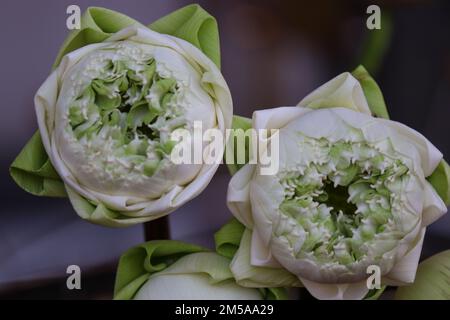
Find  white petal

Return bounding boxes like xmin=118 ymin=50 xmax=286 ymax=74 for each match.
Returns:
xmin=300 ymin=277 xmax=369 ymax=300
xmin=298 ymin=72 xmax=371 ymax=115
xmin=422 ymin=180 xmax=448 ymax=226
xmin=377 ymin=118 xmax=443 ymax=176
xmin=252 ymin=106 xmax=312 ymax=130
xmin=230 ymin=229 xmax=301 ymax=288
xmin=283 ymin=107 xmax=364 ymax=142
xmin=227 ymin=164 xmax=256 ymax=229
xmin=250 ymin=175 xmax=285 ymax=245
xmin=383 ymin=227 xmax=426 ymax=285
xmin=35 ymin=71 xmax=59 ymax=157
xmin=134 ymin=273 xmax=262 ymax=300
xmin=251 ymin=228 xmax=281 ymax=268
xmin=135 ymin=252 xmax=262 ymax=300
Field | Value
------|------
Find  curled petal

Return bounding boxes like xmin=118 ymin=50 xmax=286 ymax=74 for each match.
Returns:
xmin=252 ymin=106 xmax=311 ymax=131
xmin=227 ymin=164 xmax=256 ymax=229
xmin=298 ymin=72 xmax=371 ymax=115
xmin=422 ymin=181 xmax=447 ymax=226
xmin=383 ymin=228 xmax=425 ymax=285
xmin=230 ymin=229 xmax=301 ymax=288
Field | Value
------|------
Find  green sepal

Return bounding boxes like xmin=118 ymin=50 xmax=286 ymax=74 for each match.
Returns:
xmin=351 ymin=65 xmax=389 ymax=119
xmin=427 ymin=160 xmax=450 ymax=206
xmin=9 ymin=131 xmax=66 ymax=197
xmin=214 ymin=218 xmax=246 ymax=259
xmin=114 ymin=240 xmax=207 ymax=300
xmin=149 ymin=4 xmax=221 ymax=68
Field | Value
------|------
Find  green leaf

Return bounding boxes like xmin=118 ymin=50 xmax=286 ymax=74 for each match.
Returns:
xmin=427 ymin=160 xmax=450 ymax=206
xmin=214 ymin=218 xmax=246 ymax=259
xmin=395 ymin=250 xmax=450 ymax=300
xmin=224 ymin=115 xmax=253 ymax=176
xmin=11 ymin=4 xmax=222 ymax=198
xmin=114 ymin=240 xmax=207 ymax=300
xmin=351 ymin=65 xmax=389 ymax=119
xmin=149 ymin=4 xmax=221 ymax=68
xmin=9 ymin=132 xmax=66 ymax=197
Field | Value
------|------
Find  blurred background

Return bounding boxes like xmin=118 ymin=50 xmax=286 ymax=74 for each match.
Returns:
xmin=0 ymin=0 xmax=449 ymax=299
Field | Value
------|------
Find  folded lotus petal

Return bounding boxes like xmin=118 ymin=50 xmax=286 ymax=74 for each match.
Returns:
xmin=300 ymin=277 xmax=369 ymax=300
xmin=227 ymin=164 xmax=256 ymax=229
xmin=251 ymin=228 xmax=281 ymax=268
xmin=378 ymin=119 xmax=443 ymax=176
xmin=298 ymin=72 xmax=371 ymax=115
xmin=230 ymin=229 xmax=301 ymax=288
xmin=250 ymin=174 xmax=285 ymax=246
xmin=252 ymin=106 xmax=311 ymax=131
xmin=383 ymin=227 xmax=425 ymax=286
xmin=422 ymin=180 xmax=447 ymax=226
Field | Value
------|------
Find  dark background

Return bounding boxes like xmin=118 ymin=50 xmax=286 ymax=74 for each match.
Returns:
xmin=0 ymin=0 xmax=449 ymax=299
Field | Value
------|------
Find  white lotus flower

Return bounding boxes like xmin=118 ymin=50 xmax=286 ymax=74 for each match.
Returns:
xmin=134 ymin=252 xmax=263 ymax=300
xmin=35 ymin=26 xmax=232 ymax=226
xmin=227 ymin=73 xmax=447 ymax=299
